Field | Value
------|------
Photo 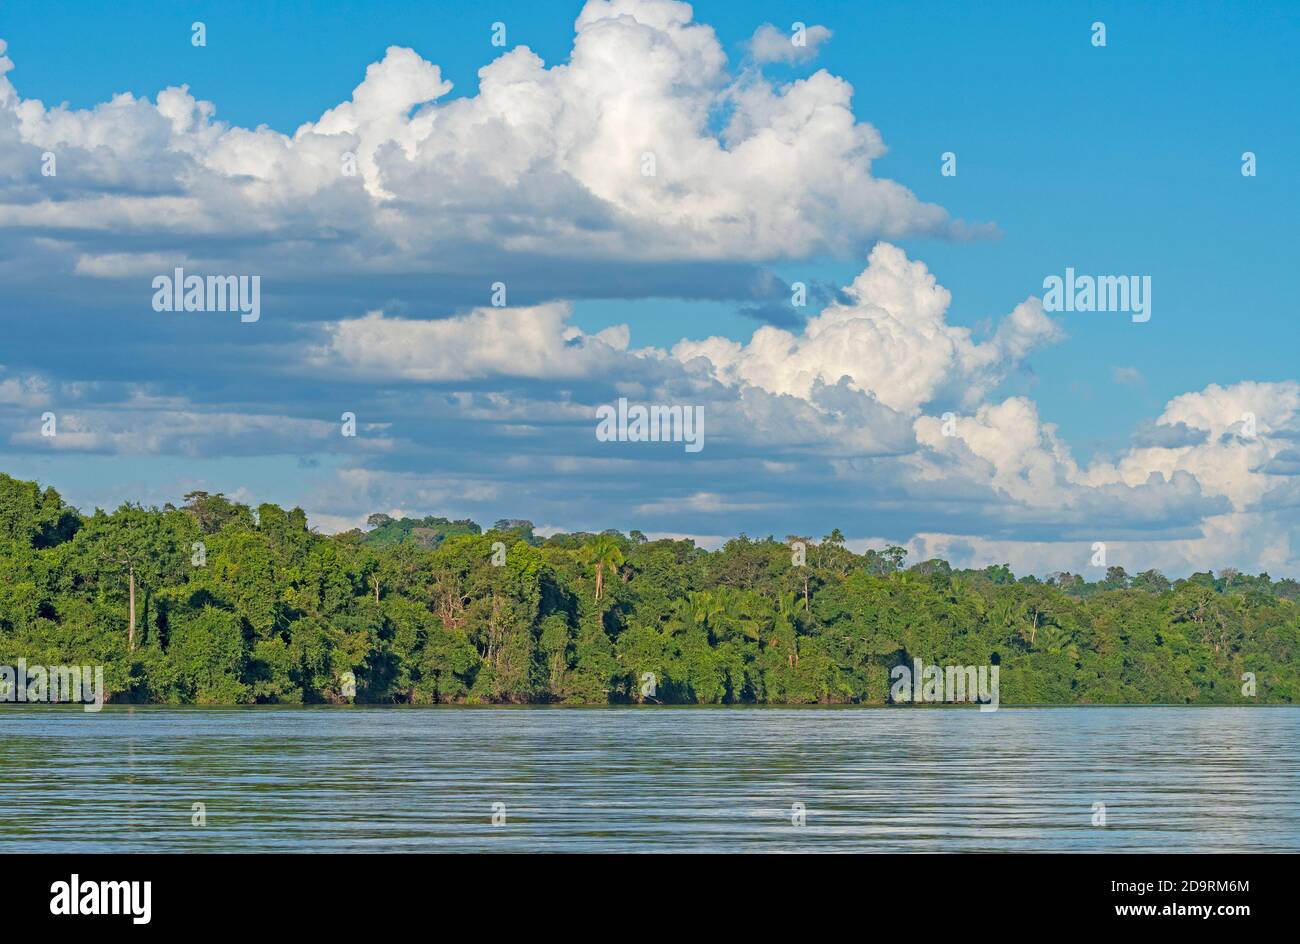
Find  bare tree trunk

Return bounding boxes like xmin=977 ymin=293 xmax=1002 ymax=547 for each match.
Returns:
xmin=373 ymin=576 xmax=380 ymax=604
xmin=595 ymin=563 xmax=604 ymax=602
xmin=128 ymin=565 xmax=137 ymax=652
xmin=489 ymin=594 xmax=502 ymax=668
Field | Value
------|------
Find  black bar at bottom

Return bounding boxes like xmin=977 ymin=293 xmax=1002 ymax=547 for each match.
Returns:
xmin=3 ymin=853 xmax=1277 ymax=930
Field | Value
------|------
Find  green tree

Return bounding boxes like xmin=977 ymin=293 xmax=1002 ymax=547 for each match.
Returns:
xmin=585 ymin=534 xmax=625 ymax=603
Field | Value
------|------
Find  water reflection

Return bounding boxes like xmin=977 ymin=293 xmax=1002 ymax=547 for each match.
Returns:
xmin=2 ymin=706 xmax=1296 ymax=852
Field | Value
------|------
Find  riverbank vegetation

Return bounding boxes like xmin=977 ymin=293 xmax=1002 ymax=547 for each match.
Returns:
xmin=1 ymin=473 xmax=1296 ymax=705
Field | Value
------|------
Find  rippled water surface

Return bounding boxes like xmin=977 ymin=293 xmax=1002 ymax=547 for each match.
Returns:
xmin=2 ymin=706 xmax=1297 ymax=852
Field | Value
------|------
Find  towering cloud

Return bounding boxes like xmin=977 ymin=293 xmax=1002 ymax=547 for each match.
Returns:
xmin=0 ymin=0 xmax=966 ymax=291
xmin=0 ymin=2 xmax=1295 ymax=577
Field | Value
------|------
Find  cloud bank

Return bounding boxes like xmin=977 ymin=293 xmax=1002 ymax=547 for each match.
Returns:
xmin=0 ymin=0 xmax=1295 ymax=578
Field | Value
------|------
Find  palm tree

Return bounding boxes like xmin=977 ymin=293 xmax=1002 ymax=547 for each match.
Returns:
xmin=1017 ymin=593 xmax=1052 ymax=648
xmin=990 ymin=598 xmax=1018 ymax=635
xmin=585 ymin=535 xmax=625 ymax=603
xmin=670 ymin=590 xmax=725 ymax=640
xmin=1036 ymin=621 xmax=1079 ymax=660
xmin=716 ymin=588 xmax=761 ymax=643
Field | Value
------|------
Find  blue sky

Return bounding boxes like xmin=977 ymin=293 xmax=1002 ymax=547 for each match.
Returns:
xmin=1 ymin=0 xmax=1297 ymax=575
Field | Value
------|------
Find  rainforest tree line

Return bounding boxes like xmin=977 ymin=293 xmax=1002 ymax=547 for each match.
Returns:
xmin=0 ymin=472 xmax=1296 ymax=705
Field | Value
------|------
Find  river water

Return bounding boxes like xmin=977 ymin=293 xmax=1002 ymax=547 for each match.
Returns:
xmin=2 ymin=706 xmax=1296 ymax=852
